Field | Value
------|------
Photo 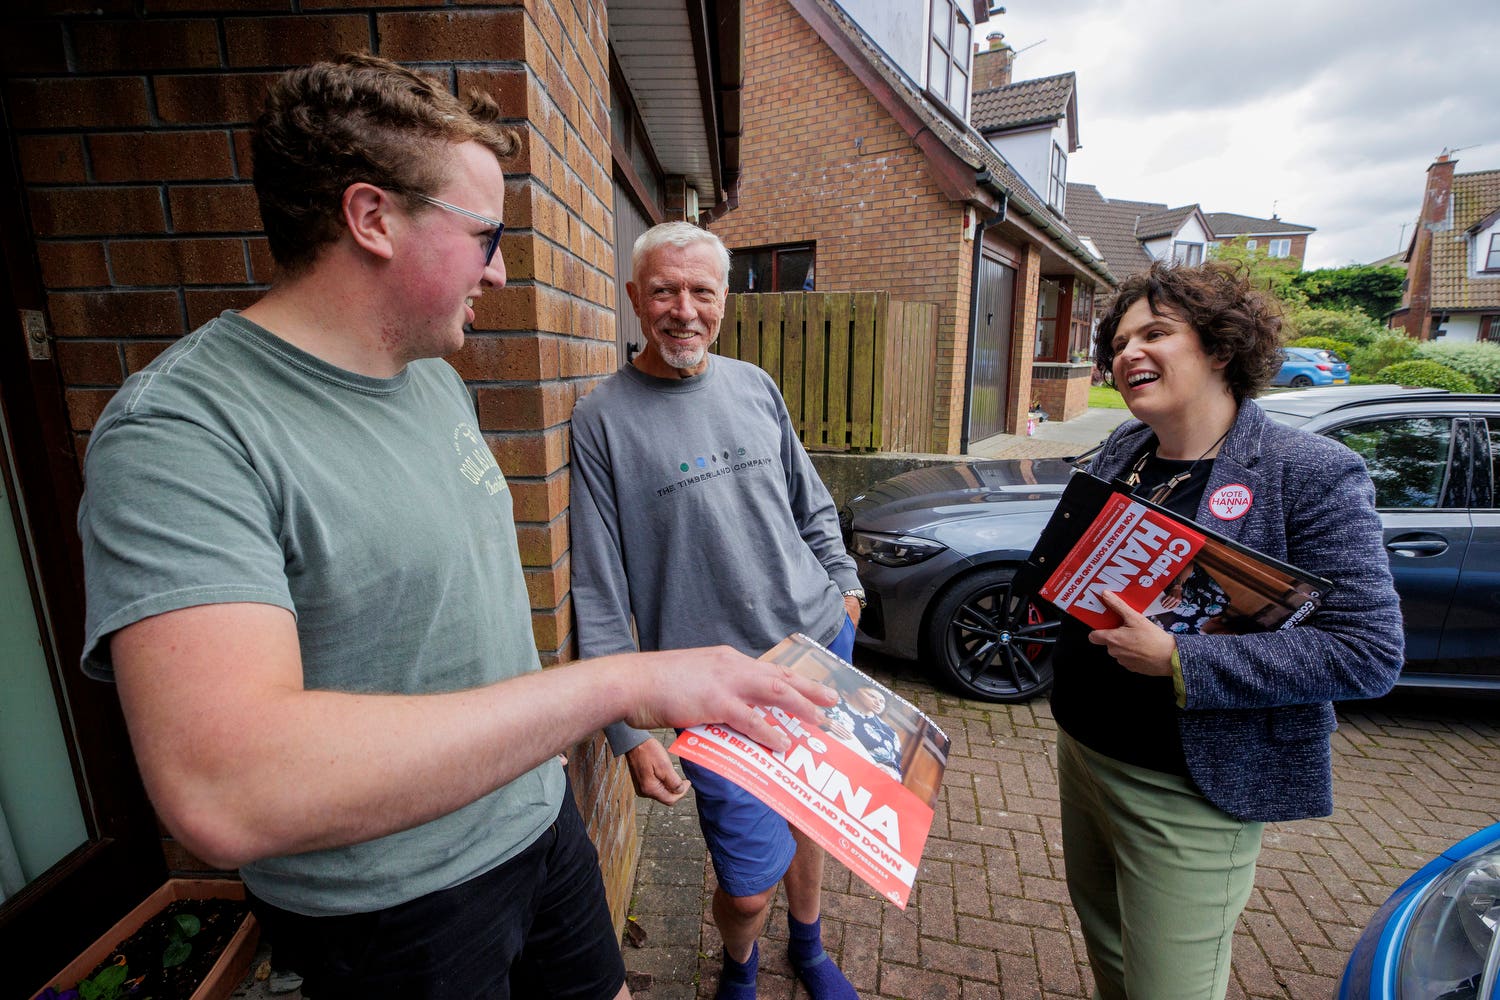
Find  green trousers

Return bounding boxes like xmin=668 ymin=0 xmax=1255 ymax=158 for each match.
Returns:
xmin=1056 ymin=729 xmax=1264 ymax=1000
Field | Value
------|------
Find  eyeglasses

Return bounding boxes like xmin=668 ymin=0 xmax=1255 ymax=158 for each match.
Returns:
xmin=411 ymin=193 xmax=505 ymax=267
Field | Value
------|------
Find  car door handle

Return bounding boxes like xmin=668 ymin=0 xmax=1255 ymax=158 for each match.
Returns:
xmin=1385 ymin=536 xmax=1449 ymax=557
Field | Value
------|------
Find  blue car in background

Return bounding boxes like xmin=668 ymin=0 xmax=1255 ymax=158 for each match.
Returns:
xmin=1274 ymin=346 xmax=1351 ymax=387
xmin=1338 ymin=821 xmax=1500 ymax=1000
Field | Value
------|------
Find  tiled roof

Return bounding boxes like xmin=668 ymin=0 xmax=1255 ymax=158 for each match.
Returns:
xmin=972 ymin=73 xmax=1074 ymax=132
xmin=1135 ymin=205 xmax=1199 ymax=240
xmin=1431 ymin=168 xmax=1500 ymax=311
xmin=801 ymin=0 xmax=1111 ymax=283
xmin=1202 ymin=212 xmax=1315 ymax=237
xmin=1064 ymin=183 xmax=1165 ymax=277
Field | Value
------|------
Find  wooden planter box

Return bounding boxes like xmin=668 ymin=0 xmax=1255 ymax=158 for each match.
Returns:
xmin=31 ymin=878 xmax=260 ymax=1000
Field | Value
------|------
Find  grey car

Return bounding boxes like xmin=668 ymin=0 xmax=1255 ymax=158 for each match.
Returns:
xmin=841 ymin=385 xmax=1500 ymax=702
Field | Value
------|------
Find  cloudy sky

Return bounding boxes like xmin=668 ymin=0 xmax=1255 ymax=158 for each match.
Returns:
xmin=991 ymin=0 xmax=1500 ymax=269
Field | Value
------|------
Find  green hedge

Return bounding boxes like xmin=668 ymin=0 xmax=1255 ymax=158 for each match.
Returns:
xmin=1349 ymin=333 xmax=1418 ymax=379
xmin=1377 ymin=359 xmax=1477 ymax=392
xmin=1283 ymin=307 xmax=1385 ymax=348
xmin=1413 ymin=341 xmax=1500 ymax=393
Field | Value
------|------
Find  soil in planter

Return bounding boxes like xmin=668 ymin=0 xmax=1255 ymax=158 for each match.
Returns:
xmin=67 ymin=898 xmax=248 ymax=1000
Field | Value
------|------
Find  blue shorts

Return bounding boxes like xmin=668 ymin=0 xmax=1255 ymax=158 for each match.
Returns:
xmin=683 ymin=616 xmax=857 ymax=898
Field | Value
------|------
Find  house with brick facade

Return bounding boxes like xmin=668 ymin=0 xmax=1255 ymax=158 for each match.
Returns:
xmin=1203 ymin=211 xmax=1315 ymax=268
xmin=708 ymin=0 xmax=1113 ymax=447
xmin=0 ymin=2 xmax=741 ymax=987
xmin=1389 ymin=153 xmax=1500 ymax=343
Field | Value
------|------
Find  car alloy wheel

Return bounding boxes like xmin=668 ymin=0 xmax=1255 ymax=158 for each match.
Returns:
xmin=924 ymin=567 xmax=1059 ymax=702
xmin=1291 ymin=374 xmax=1314 ymax=387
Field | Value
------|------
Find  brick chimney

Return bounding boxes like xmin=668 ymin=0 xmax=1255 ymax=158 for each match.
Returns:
xmin=973 ymin=31 xmax=1013 ymax=92
xmin=1398 ymin=153 xmax=1457 ymax=341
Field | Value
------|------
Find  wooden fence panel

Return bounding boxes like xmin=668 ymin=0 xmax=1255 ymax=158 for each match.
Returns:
xmin=718 ymin=291 xmax=936 ymax=453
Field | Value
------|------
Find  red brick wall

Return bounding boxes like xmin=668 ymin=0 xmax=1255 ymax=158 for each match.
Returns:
xmin=3 ymin=3 xmax=638 ymax=928
xmin=709 ymin=0 xmax=973 ymax=454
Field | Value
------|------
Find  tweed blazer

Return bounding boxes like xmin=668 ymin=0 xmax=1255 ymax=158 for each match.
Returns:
xmin=1086 ymin=399 xmax=1404 ymax=822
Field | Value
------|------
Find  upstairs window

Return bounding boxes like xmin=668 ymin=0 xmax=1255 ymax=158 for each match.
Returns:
xmin=927 ymin=0 xmax=972 ymax=116
xmin=729 ymin=243 xmax=815 ymax=293
xmin=1048 ymin=142 xmax=1067 ymax=213
xmin=1172 ymin=242 xmax=1203 ymax=266
xmin=1268 ymin=238 xmax=1292 ymax=258
xmin=1485 ymin=234 xmax=1500 ymax=272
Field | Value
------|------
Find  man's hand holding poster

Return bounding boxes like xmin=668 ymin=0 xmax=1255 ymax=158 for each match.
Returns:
xmin=670 ymin=634 xmax=950 ymax=908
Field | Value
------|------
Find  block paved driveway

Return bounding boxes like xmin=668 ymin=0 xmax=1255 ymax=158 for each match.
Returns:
xmin=622 ymin=652 xmax=1500 ymax=1000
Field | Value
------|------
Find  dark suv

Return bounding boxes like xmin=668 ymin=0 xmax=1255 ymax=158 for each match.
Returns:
xmin=841 ymin=386 xmax=1500 ymax=702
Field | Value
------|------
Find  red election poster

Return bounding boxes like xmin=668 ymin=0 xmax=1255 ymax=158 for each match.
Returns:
xmin=671 ymin=634 xmax=950 ymax=909
xmin=1038 ymin=491 xmax=1206 ymax=629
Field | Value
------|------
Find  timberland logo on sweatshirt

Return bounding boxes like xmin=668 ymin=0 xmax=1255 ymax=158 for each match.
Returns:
xmin=453 ymin=423 xmax=507 ymax=496
xmin=658 ymin=446 xmax=769 ymax=497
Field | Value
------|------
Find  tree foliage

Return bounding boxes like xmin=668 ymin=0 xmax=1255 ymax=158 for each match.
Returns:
xmin=1289 ymin=264 xmax=1406 ymax=319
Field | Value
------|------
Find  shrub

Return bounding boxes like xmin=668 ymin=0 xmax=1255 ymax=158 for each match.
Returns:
xmin=1287 ymin=335 xmax=1356 ymax=359
xmin=1377 ymin=359 xmax=1477 ymax=392
xmin=1413 ymin=340 xmax=1500 ymax=393
xmin=1283 ymin=307 xmax=1385 ymax=348
xmin=1349 ymin=332 xmax=1418 ymax=379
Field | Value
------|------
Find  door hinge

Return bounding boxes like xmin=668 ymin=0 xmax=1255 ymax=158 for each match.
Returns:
xmin=19 ymin=309 xmax=50 ymax=360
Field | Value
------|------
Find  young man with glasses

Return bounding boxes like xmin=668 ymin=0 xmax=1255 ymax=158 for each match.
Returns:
xmin=76 ymin=54 xmax=834 ymax=999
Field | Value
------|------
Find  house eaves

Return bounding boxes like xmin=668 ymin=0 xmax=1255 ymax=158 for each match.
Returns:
xmin=1134 ymin=204 xmax=1200 ymax=241
xmin=787 ymin=0 xmax=1112 ymax=286
xmin=610 ymin=0 xmax=743 ymax=216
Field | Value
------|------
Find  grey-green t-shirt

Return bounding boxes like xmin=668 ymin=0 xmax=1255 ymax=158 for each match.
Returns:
xmin=77 ymin=312 xmax=564 ymax=916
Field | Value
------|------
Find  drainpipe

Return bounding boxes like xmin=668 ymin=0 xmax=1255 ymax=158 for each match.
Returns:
xmin=960 ymin=184 xmax=1008 ymax=455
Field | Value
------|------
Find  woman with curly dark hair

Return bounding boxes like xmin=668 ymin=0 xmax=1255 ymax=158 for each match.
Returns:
xmin=1050 ymin=260 xmax=1403 ymax=999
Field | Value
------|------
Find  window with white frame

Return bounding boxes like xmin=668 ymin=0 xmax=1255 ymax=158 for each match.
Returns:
xmin=1268 ymin=238 xmax=1292 ymax=258
xmin=1481 ymin=315 xmax=1500 ymax=343
xmin=927 ymin=0 xmax=972 ymax=116
xmin=1485 ymin=233 xmax=1500 ymax=272
xmin=1172 ymin=242 xmax=1203 ymax=266
xmin=1244 ymin=239 xmax=1258 ymax=251
xmin=1048 ymin=142 xmax=1067 ymax=213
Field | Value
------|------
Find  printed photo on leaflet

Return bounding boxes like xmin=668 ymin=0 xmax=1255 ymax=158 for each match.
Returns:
xmin=672 ymin=634 xmax=950 ymax=908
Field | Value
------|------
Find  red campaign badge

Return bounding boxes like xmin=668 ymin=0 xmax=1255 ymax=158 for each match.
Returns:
xmin=1208 ymin=484 xmax=1252 ymax=521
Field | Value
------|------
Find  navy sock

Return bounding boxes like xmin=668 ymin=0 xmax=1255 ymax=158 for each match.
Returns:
xmin=715 ymin=940 xmax=758 ymax=1000
xmin=787 ymin=915 xmax=858 ymax=1000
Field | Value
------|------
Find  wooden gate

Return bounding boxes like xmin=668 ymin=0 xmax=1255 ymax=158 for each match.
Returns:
xmin=716 ymin=292 xmax=937 ymax=453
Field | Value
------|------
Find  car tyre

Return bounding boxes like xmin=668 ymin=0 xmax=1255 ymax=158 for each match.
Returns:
xmin=924 ymin=566 xmax=1059 ymax=703
xmin=1290 ymin=374 xmax=1313 ymax=387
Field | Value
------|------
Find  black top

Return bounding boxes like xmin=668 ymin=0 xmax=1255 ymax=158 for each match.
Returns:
xmin=1050 ymin=446 xmax=1213 ymax=776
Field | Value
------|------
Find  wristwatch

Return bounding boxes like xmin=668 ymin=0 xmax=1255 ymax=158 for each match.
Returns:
xmin=841 ymin=588 xmax=867 ymax=609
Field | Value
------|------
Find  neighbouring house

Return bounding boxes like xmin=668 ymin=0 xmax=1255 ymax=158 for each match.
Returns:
xmin=1065 ymin=183 xmax=1215 ymax=276
xmin=1389 ymin=153 xmax=1500 ymax=343
xmin=0 ymin=2 xmax=737 ymax=988
xmin=1066 ymin=183 xmax=1318 ymax=279
xmin=1203 ymin=211 xmax=1315 ymax=267
xmin=707 ymin=2 xmax=1113 ymax=447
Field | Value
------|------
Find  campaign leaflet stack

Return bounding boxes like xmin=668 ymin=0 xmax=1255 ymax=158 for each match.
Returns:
xmin=1018 ymin=471 xmax=1332 ymax=633
xmin=670 ymin=635 xmax=949 ymax=909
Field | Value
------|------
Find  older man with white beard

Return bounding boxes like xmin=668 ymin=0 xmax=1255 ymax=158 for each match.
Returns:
xmin=569 ymin=222 xmax=864 ymax=1000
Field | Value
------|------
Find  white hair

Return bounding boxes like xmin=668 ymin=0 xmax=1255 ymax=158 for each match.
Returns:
xmin=631 ymin=221 xmax=730 ymax=288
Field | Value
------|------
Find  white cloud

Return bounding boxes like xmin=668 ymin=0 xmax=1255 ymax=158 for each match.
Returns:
xmin=993 ymin=0 xmax=1500 ymax=267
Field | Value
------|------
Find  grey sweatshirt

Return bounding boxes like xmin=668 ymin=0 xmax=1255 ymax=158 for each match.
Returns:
xmin=569 ymin=357 xmax=860 ymax=754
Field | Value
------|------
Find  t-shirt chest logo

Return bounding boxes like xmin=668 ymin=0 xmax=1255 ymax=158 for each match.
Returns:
xmin=453 ymin=423 xmax=507 ymax=496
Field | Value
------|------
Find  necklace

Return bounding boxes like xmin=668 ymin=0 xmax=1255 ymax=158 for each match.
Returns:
xmin=1123 ymin=426 xmax=1231 ymax=504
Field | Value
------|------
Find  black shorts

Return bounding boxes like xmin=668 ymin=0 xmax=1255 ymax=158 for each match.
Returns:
xmin=248 ymin=785 xmax=626 ymax=1000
